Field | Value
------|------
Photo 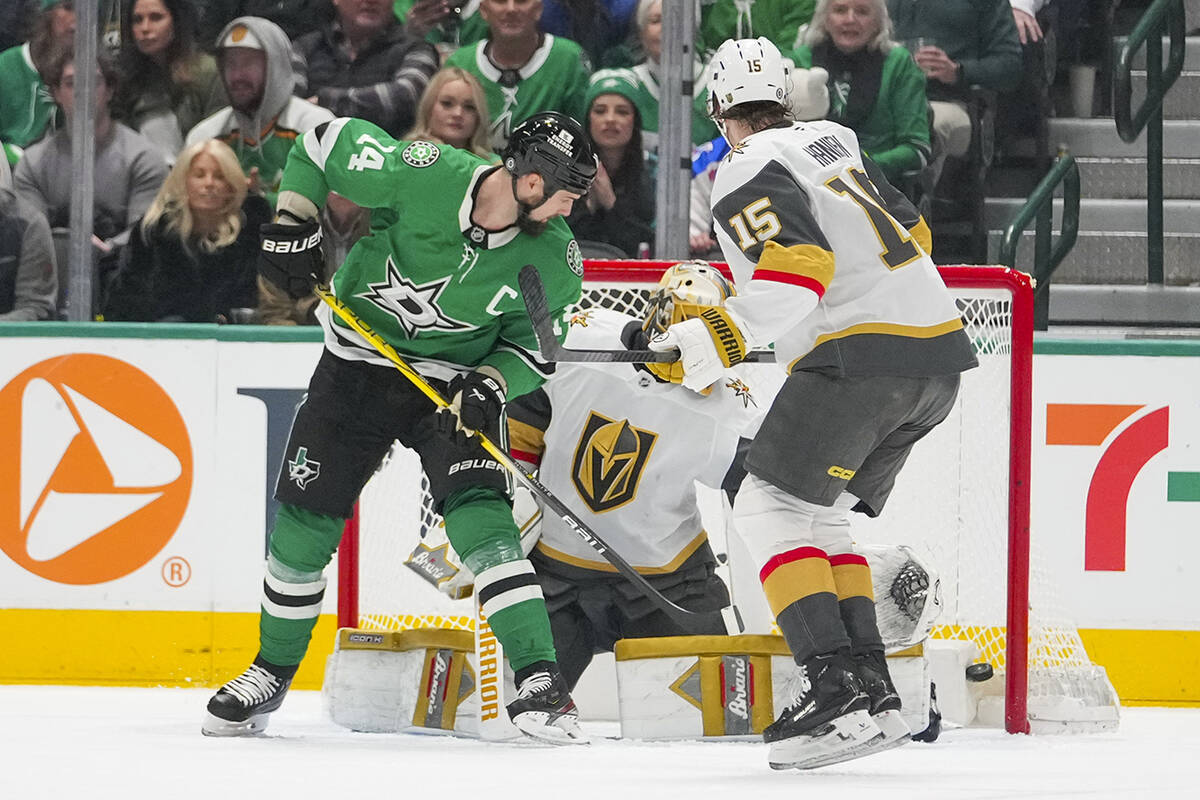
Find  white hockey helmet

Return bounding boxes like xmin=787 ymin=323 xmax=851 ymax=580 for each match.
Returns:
xmin=706 ymin=37 xmax=792 ymax=122
xmin=642 ymin=261 xmax=736 ymax=336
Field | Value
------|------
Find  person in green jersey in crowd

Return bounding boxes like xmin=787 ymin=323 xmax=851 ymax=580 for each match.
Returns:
xmin=629 ymin=0 xmax=717 ymax=150
xmin=202 ymin=111 xmax=598 ymax=745
xmin=696 ymin=0 xmax=813 ymax=56
xmin=398 ymin=0 xmax=489 ymax=55
xmin=443 ymin=0 xmax=590 ymax=151
xmin=0 ymin=0 xmax=76 ymax=148
xmin=185 ymin=16 xmax=335 ymax=206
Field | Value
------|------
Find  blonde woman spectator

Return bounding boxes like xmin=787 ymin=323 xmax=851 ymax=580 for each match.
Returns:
xmin=793 ymin=0 xmax=930 ymax=187
xmin=405 ymin=66 xmax=495 ymax=158
xmin=113 ymin=0 xmax=227 ymax=163
xmin=102 ymin=138 xmax=270 ymax=322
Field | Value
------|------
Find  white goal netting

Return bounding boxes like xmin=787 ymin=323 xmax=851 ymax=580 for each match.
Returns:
xmin=341 ymin=262 xmax=1117 ymax=733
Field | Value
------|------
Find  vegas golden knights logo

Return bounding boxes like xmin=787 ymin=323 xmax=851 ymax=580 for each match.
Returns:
xmin=571 ymin=412 xmax=658 ymax=513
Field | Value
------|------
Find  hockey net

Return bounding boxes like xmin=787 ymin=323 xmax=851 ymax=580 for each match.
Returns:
xmin=338 ymin=260 xmax=1117 ymax=734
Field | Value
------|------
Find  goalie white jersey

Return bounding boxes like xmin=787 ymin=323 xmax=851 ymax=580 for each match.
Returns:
xmin=508 ymin=308 xmax=784 ymax=573
xmin=712 ymin=119 xmax=977 ymax=378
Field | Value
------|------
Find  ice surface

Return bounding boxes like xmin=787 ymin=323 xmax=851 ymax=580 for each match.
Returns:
xmin=0 ymin=686 xmax=1195 ymax=799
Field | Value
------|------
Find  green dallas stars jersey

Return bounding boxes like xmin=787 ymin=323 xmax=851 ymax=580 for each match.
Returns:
xmin=280 ymin=116 xmax=584 ymax=399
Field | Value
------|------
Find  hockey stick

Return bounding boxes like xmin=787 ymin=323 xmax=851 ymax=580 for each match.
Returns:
xmin=314 ymin=284 xmax=743 ymax=636
xmin=518 ymin=264 xmax=776 ymax=364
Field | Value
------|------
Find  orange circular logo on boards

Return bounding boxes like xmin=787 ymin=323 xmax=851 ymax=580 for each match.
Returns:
xmin=0 ymin=354 xmax=193 ymax=584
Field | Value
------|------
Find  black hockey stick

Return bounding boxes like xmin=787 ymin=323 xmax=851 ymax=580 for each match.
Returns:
xmin=315 ymin=285 xmax=743 ymax=636
xmin=518 ymin=264 xmax=777 ymax=364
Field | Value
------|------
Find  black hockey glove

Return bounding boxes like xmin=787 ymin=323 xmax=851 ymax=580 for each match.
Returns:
xmin=258 ymin=219 xmax=324 ymax=300
xmin=448 ymin=370 xmax=506 ymax=436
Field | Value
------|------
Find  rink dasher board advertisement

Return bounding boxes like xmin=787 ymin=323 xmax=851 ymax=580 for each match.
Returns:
xmin=0 ymin=328 xmax=1198 ymax=701
xmin=0 ymin=331 xmax=327 ymax=612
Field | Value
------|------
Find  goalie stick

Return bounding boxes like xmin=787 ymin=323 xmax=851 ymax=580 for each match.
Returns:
xmin=518 ymin=264 xmax=777 ymax=364
xmin=315 ymin=284 xmax=744 ymax=636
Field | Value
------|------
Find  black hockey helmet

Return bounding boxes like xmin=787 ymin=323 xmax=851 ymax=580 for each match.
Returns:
xmin=502 ymin=112 xmax=598 ymax=198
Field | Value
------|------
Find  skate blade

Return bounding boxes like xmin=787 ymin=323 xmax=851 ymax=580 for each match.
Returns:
xmin=201 ymin=711 xmax=271 ymax=737
xmin=512 ymin=711 xmax=590 ymax=746
xmin=768 ymin=709 xmax=880 ymax=771
xmin=795 ymin=710 xmax=912 ymax=769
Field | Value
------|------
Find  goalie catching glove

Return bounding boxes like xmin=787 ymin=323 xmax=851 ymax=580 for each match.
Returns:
xmin=447 ymin=368 xmax=506 ymax=435
xmin=258 ymin=218 xmax=325 ymax=299
xmin=648 ymin=306 xmax=747 ymax=393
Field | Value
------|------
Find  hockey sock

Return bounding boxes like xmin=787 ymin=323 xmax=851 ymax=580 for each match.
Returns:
xmin=760 ymin=545 xmax=852 ymax=664
xmin=445 ymin=488 xmax=557 ymax=672
xmin=830 ymin=552 xmax=885 ymax=654
xmin=258 ymin=504 xmax=344 ymax=666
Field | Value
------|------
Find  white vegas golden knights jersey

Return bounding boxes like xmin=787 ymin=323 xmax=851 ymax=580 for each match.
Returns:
xmin=507 ymin=308 xmax=785 ymax=573
xmin=712 ymin=120 xmax=977 ymax=378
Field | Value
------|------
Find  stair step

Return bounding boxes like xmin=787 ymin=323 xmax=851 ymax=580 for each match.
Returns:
xmin=1114 ymin=36 xmax=1200 ymax=71
xmin=1131 ymin=70 xmax=1200 ymax=119
xmin=1045 ymin=284 xmax=1200 ymax=326
xmin=984 ymin=197 xmax=1200 ymax=233
xmin=985 ymin=229 xmax=1200 ymax=284
xmin=1047 ymin=118 xmax=1200 ymax=158
xmin=1073 ymin=157 xmax=1200 ymax=198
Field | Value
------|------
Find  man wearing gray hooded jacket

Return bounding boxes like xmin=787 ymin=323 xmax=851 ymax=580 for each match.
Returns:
xmin=186 ymin=16 xmax=336 ymax=206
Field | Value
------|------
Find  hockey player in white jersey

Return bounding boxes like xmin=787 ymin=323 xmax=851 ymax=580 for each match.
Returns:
xmin=650 ymin=38 xmax=978 ymax=770
xmin=507 ymin=262 xmax=783 ymax=690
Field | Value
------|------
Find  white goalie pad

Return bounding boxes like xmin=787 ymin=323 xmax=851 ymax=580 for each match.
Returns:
xmin=323 ymin=628 xmax=479 ymax=735
xmin=862 ymin=543 xmax=942 ymax=652
xmin=404 ymin=485 xmax=543 ymax=600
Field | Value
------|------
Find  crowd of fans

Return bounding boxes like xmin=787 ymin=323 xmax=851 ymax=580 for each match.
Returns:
xmin=0 ymin=0 xmax=1088 ymax=323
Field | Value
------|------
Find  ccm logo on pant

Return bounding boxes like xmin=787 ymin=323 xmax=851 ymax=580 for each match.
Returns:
xmin=262 ymin=232 xmax=322 ymax=253
xmin=448 ymin=458 xmax=505 ymax=475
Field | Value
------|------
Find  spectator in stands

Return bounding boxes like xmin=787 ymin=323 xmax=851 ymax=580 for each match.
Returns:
xmin=292 ymin=0 xmax=439 ymax=138
xmin=113 ymin=0 xmax=227 ymax=163
xmin=443 ymin=0 xmax=590 ymax=151
xmin=0 ymin=0 xmax=76 ymax=148
xmin=566 ymin=69 xmax=654 ymax=257
xmin=397 ymin=0 xmax=488 ymax=55
xmin=696 ymin=0 xmax=813 ymax=57
xmin=630 ymin=0 xmax=718 ymax=150
xmin=793 ymin=0 xmax=930 ymax=189
xmin=102 ymin=137 xmax=268 ymax=322
xmin=887 ymin=0 xmax=1021 ymax=177
xmin=186 ymin=17 xmax=336 ymax=205
xmin=195 ymin=1 xmax=327 ymax=45
xmin=539 ymin=0 xmax=638 ymax=67
xmin=405 ymin=65 xmax=496 ymax=157
xmin=14 ymin=47 xmax=168 ymax=261
xmin=0 ymin=146 xmax=57 ymax=321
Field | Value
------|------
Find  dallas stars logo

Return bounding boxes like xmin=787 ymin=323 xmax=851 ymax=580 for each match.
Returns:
xmin=725 ymin=378 xmax=757 ymax=408
xmin=358 ymin=256 xmax=474 ymax=338
xmin=288 ymin=446 xmax=321 ymax=490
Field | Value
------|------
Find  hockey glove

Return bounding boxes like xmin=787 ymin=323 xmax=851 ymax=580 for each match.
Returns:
xmin=258 ymin=219 xmax=325 ymax=300
xmin=647 ymin=306 xmax=746 ymax=393
xmin=448 ymin=368 xmax=506 ymax=435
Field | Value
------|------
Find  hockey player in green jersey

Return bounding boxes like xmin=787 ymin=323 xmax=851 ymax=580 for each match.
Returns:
xmin=202 ymin=111 xmax=597 ymax=744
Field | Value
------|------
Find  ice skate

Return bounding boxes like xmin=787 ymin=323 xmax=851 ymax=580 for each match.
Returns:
xmin=854 ymin=650 xmax=912 ymax=751
xmin=202 ymin=657 xmax=295 ymax=737
xmin=506 ymin=661 xmax=588 ymax=745
xmin=764 ymin=652 xmax=881 ymax=770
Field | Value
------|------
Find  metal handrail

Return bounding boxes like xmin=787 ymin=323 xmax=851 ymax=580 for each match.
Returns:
xmin=1113 ymin=0 xmax=1186 ymax=285
xmin=1114 ymin=0 xmax=1186 ymax=143
xmin=997 ymin=154 xmax=1080 ymax=329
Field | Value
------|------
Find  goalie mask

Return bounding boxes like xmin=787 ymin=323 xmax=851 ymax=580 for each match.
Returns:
xmin=706 ymin=37 xmax=792 ymax=130
xmin=642 ymin=261 xmax=736 ymax=385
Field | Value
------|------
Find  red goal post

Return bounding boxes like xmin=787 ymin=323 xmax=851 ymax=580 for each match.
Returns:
xmin=336 ymin=260 xmax=1114 ymax=735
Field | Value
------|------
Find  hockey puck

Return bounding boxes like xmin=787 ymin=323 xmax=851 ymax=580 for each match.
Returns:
xmin=965 ymin=662 xmax=994 ymax=682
